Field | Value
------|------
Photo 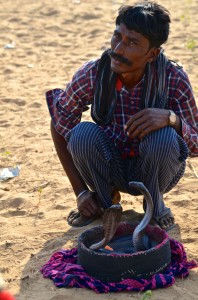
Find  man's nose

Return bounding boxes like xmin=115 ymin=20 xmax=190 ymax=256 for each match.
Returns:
xmin=114 ymin=40 xmax=125 ymax=54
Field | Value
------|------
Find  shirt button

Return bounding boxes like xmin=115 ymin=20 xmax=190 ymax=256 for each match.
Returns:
xmin=131 ymin=101 xmax=134 ymax=104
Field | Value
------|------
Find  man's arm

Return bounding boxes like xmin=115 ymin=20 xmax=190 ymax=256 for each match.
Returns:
xmin=51 ymin=121 xmax=102 ymax=217
xmin=124 ymin=108 xmax=182 ymax=140
xmin=125 ymin=70 xmax=198 ymax=156
xmin=51 ymin=120 xmax=87 ymax=197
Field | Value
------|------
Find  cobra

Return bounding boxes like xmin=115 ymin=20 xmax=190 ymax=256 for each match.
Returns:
xmin=89 ymin=181 xmax=154 ymax=252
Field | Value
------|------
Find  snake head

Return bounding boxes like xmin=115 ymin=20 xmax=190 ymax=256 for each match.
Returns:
xmin=108 ymin=203 xmax=122 ymax=211
xmin=89 ymin=204 xmax=123 ymax=251
xmin=129 ymin=181 xmax=145 ymax=190
xmin=103 ymin=203 xmax=123 ymax=222
xmin=129 ymin=181 xmax=152 ymax=197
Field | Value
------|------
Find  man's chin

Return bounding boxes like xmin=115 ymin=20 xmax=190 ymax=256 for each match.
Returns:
xmin=110 ymin=64 xmax=123 ymax=74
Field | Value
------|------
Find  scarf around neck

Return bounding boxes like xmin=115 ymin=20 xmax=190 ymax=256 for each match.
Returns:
xmin=91 ymin=48 xmax=170 ymax=126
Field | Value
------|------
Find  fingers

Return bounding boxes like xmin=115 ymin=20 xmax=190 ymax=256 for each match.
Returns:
xmin=81 ymin=200 xmax=98 ymax=217
xmin=131 ymin=123 xmax=154 ymax=139
xmin=124 ymin=108 xmax=168 ymax=139
xmin=77 ymin=191 xmax=101 ymax=217
xmin=125 ymin=110 xmax=148 ymax=138
xmin=80 ymin=206 xmax=94 ymax=217
xmin=82 ymin=203 xmax=104 ymax=218
xmin=125 ymin=117 xmax=154 ymax=139
xmin=125 ymin=112 xmax=142 ymax=131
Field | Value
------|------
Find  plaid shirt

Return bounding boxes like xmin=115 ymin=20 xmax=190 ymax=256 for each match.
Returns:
xmin=46 ymin=58 xmax=198 ymax=158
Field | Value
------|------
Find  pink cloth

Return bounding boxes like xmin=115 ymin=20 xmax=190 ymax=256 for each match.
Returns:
xmin=41 ymin=238 xmax=198 ymax=293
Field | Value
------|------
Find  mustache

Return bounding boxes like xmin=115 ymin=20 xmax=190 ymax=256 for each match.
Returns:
xmin=109 ymin=51 xmax=132 ymax=66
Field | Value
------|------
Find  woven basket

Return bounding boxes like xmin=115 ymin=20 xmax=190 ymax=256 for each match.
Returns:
xmin=78 ymin=222 xmax=171 ymax=282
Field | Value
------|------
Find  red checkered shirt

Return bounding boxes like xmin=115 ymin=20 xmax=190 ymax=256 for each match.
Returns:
xmin=46 ymin=58 xmax=198 ymax=158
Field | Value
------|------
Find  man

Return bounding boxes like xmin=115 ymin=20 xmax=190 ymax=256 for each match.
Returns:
xmin=46 ymin=2 xmax=198 ymax=231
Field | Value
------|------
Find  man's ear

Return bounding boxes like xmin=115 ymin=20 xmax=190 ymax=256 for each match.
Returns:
xmin=147 ymin=47 xmax=161 ymax=63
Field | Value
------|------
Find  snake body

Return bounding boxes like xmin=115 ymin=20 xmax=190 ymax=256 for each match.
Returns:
xmin=89 ymin=181 xmax=153 ymax=252
xmin=129 ymin=181 xmax=154 ymax=251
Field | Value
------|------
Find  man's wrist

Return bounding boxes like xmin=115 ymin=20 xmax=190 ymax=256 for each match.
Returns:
xmin=76 ymin=189 xmax=89 ymax=200
xmin=168 ymin=110 xmax=177 ymax=126
xmin=167 ymin=110 xmax=182 ymax=135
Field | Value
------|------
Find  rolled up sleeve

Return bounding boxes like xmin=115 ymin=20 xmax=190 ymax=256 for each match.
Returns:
xmin=172 ymin=73 xmax=198 ymax=157
xmin=46 ymin=61 xmax=95 ymax=139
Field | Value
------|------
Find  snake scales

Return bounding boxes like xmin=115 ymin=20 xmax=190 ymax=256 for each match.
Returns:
xmin=89 ymin=181 xmax=154 ymax=252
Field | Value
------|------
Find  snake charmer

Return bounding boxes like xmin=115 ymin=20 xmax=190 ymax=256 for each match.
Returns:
xmin=46 ymin=1 xmax=198 ymax=231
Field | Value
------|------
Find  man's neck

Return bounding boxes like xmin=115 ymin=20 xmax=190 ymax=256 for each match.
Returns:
xmin=118 ymin=67 xmax=146 ymax=88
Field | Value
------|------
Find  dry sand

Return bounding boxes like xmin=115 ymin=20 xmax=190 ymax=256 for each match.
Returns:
xmin=0 ymin=0 xmax=198 ymax=299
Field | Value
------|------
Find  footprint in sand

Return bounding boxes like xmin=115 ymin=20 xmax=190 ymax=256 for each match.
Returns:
xmin=28 ymin=102 xmax=42 ymax=108
xmin=49 ymin=297 xmax=71 ymax=300
xmin=2 ymin=98 xmax=27 ymax=106
xmin=0 ymin=120 xmax=11 ymax=127
xmin=1 ymin=210 xmax=26 ymax=217
xmin=182 ymin=237 xmax=196 ymax=243
xmin=173 ymin=199 xmax=189 ymax=207
xmin=40 ymin=9 xmax=59 ymax=17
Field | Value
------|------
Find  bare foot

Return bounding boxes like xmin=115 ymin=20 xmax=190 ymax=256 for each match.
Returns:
xmin=153 ymin=211 xmax=175 ymax=231
xmin=67 ymin=209 xmax=95 ymax=227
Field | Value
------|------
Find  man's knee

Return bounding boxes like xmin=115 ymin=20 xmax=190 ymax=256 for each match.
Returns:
xmin=67 ymin=122 xmax=102 ymax=158
xmin=139 ymin=127 xmax=180 ymax=160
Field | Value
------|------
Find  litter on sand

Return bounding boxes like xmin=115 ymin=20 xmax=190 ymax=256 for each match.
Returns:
xmin=4 ymin=42 xmax=15 ymax=49
xmin=0 ymin=165 xmax=20 ymax=181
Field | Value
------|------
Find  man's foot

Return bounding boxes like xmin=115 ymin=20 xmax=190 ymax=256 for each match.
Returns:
xmin=153 ymin=211 xmax=175 ymax=231
xmin=143 ymin=198 xmax=175 ymax=231
xmin=67 ymin=209 xmax=96 ymax=227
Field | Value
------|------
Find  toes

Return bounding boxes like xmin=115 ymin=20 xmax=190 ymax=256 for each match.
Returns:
xmin=67 ymin=209 xmax=78 ymax=219
xmin=67 ymin=210 xmax=81 ymax=224
xmin=70 ymin=215 xmax=94 ymax=227
xmin=160 ymin=219 xmax=169 ymax=230
xmin=154 ymin=213 xmax=175 ymax=231
xmin=160 ymin=216 xmax=175 ymax=231
xmin=67 ymin=209 xmax=96 ymax=227
xmin=71 ymin=215 xmax=86 ymax=227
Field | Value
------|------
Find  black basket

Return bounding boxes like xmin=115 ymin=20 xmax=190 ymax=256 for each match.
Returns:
xmin=78 ymin=222 xmax=171 ymax=282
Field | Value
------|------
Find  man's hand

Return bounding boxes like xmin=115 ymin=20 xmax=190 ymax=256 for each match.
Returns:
xmin=77 ymin=190 xmax=104 ymax=218
xmin=124 ymin=108 xmax=170 ymax=139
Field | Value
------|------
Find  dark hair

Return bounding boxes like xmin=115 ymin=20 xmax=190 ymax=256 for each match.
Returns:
xmin=116 ymin=1 xmax=171 ymax=48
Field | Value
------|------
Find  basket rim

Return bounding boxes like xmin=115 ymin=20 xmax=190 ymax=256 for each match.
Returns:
xmin=78 ymin=222 xmax=170 ymax=257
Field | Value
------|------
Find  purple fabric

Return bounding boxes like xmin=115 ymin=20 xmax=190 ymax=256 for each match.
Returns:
xmin=41 ymin=238 xmax=198 ymax=293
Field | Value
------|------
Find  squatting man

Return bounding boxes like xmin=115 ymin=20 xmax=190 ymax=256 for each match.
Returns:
xmin=46 ymin=2 xmax=198 ymax=231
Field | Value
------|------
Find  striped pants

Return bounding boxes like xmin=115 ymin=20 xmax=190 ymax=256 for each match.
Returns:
xmin=66 ymin=122 xmax=188 ymax=218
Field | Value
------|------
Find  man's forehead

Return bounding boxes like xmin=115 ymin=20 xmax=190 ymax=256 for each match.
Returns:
xmin=115 ymin=24 xmax=149 ymax=43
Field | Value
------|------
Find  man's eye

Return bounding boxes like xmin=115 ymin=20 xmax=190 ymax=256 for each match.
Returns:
xmin=113 ymin=33 xmax=120 ymax=39
xmin=129 ymin=40 xmax=136 ymax=45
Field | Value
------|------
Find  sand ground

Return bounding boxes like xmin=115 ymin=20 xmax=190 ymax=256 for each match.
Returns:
xmin=0 ymin=0 xmax=198 ymax=299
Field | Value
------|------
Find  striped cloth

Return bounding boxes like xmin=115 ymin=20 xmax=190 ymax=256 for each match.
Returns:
xmin=91 ymin=49 xmax=169 ymax=126
xmin=41 ymin=238 xmax=197 ymax=293
xmin=66 ymin=122 xmax=187 ymax=216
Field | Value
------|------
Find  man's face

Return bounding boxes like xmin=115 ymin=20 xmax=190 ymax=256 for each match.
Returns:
xmin=110 ymin=23 xmax=154 ymax=78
